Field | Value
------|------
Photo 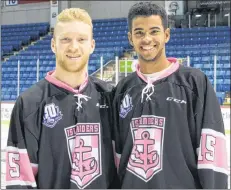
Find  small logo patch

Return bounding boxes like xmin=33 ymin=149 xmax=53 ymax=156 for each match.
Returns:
xmin=119 ymin=94 xmax=133 ymax=118
xmin=43 ymin=103 xmax=62 ymax=128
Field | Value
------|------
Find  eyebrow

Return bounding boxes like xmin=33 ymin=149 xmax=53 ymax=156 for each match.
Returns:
xmin=134 ymin=27 xmax=161 ymax=32
xmin=59 ymin=34 xmax=89 ymax=39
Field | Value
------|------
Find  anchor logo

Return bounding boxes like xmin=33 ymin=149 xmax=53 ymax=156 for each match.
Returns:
xmin=72 ymin=139 xmax=97 ymax=179
xmin=127 ymin=116 xmax=165 ymax=182
xmin=64 ymin=123 xmax=102 ymax=189
xmin=129 ymin=131 xmax=159 ymax=172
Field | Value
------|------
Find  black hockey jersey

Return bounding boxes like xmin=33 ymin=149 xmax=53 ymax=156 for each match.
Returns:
xmin=112 ymin=58 xmax=228 ymax=189
xmin=5 ymin=73 xmax=118 ymax=189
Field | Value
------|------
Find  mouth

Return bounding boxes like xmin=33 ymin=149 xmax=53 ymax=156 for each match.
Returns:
xmin=66 ymin=55 xmax=81 ymax=60
xmin=140 ymin=45 xmax=157 ymax=51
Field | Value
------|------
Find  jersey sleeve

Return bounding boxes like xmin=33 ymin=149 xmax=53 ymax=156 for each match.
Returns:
xmin=195 ymin=76 xmax=228 ymax=188
xmin=5 ymin=97 xmax=39 ymax=189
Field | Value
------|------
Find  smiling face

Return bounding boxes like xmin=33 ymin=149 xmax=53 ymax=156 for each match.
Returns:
xmin=128 ymin=15 xmax=170 ymax=64
xmin=51 ymin=20 xmax=95 ymax=73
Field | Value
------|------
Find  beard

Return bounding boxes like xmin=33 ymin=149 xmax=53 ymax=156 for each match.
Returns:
xmin=56 ymin=54 xmax=88 ymax=73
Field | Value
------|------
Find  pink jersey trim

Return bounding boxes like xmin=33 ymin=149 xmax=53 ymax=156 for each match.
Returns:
xmin=135 ymin=57 xmax=180 ymax=84
xmin=197 ymin=129 xmax=228 ymax=175
xmin=45 ymin=70 xmax=88 ymax=94
xmin=6 ymin=146 xmax=37 ymax=187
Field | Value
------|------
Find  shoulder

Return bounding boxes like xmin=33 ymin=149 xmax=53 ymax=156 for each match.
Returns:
xmin=114 ymin=72 xmax=139 ymax=96
xmin=89 ymin=76 xmax=114 ymax=92
xmin=15 ymin=79 xmax=49 ymax=118
xmin=172 ymin=65 xmax=208 ymax=92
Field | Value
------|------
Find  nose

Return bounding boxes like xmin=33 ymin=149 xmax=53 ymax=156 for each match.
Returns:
xmin=142 ymin=32 xmax=152 ymax=44
xmin=69 ymin=40 xmax=79 ymax=52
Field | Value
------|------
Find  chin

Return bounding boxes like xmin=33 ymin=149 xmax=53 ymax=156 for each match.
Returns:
xmin=139 ymin=55 xmax=157 ymax=62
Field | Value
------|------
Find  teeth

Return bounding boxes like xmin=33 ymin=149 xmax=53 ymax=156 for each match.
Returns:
xmin=70 ymin=57 xmax=79 ymax=60
xmin=142 ymin=46 xmax=154 ymax=50
xmin=67 ymin=55 xmax=80 ymax=59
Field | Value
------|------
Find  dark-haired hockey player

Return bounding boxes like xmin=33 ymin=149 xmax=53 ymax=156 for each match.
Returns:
xmin=6 ymin=8 xmax=118 ymax=189
xmin=112 ymin=2 xmax=228 ymax=189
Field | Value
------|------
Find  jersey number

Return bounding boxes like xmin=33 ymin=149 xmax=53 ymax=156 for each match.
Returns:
xmin=8 ymin=153 xmax=20 ymax=178
xmin=198 ymin=135 xmax=216 ymax=161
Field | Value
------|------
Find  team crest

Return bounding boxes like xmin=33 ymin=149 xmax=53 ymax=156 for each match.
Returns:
xmin=127 ymin=115 xmax=165 ymax=182
xmin=43 ymin=103 xmax=62 ymax=128
xmin=119 ymin=94 xmax=133 ymax=118
xmin=64 ymin=123 xmax=102 ymax=189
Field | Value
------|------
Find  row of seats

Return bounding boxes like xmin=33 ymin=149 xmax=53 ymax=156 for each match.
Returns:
xmin=167 ymin=51 xmax=230 ymax=57
xmin=171 ymin=31 xmax=230 ymax=38
xmin=2 ymin=41 xmax=22 ymax=51
xmin=193 ymin=63 xmax=230 ymax=69
xmin=200 ymin=70 xmax=230 ymax=79
xmin=1 ymin=22 xmax=49 ymax=29
xmin=168 ymin=37 xmax=229 ymax=45
xmin=171 ymin=26 xmax=230 ymax=33
xmin=93 ymin=21 xmax=127 ymax=27
xmin=166 ymin=48 xmax=230 ymax=53
xmin=168 ymin=43 xmax=229 ymax=48
xmin=2 ymin=36 xmax=31 ymax=44
xmin=93 ymin=25 xmax=128 ymax=31
xmin=2 ymin=31 xmax=40 ymax=39
xmin=2 ymin=26 xmax=48 ymax=33
xmin=1 ymin=23 xmax=50 ymax=56
xmin=169 ymin=36 xmax=230 ymax=41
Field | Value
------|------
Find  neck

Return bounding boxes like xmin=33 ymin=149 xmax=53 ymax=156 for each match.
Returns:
xmin=52 ymin=65 xmax=87 ymax=89
xmin=139 ymin=49 xmax=170 ymax=74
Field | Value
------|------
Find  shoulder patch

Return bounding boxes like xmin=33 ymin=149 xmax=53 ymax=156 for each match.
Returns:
xmin=119 ymin=94 xmax=133 ymax=118
xmin=43 ymin=103 xmax=63 ymax=128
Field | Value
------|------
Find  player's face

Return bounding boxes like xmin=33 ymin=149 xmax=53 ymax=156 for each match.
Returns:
xmin=51 ymin=21 xmax=95 ymax=73
xmin=128 ymin=15 xmax=170 ymax=63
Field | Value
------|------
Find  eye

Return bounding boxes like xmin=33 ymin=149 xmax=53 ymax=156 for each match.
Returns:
xmin=61 ymin=38 xmax=71 ymax=42
xmin=79 ymin=38 xmax=86 ymax=41
xmin=150 ymin=31 xmax=159 ymax=35
xmin=135 ymin=31 xmax=144 ymax=36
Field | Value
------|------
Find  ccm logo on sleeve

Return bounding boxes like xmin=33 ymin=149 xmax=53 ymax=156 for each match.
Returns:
xmin=166 ymin=97 xmax=187 ymax=104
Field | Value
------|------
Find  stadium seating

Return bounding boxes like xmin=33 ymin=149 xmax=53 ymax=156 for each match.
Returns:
xmin=1 ymin=21 xmax=230 ymax=103
xmin=1 ymin=22 xmax=49 ymax=57
xmin=1 ymin=19 xmax=129 ymax=101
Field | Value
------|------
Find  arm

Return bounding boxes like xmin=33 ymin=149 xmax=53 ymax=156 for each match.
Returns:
xmin=6 ymin=98 xmax=39 ymax=189
xmin=195 ymin=76 xmax=228 ymax=188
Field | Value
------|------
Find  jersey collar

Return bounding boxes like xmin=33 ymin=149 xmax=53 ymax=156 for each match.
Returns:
xmin=45 ymin=70 xmax=89 ymax=94
xmin=135 ymin=57 xmax=180 ymax=84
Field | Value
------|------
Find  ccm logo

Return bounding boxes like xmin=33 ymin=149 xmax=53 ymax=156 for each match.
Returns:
xmin=166 ymin=97 xmax=187 ymax=104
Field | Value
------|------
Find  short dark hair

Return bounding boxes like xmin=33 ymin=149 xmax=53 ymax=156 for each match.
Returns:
xmin=128 ymin=2 xmax=168 ymax=32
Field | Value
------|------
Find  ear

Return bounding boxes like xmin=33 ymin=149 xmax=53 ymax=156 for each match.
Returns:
xmin=164 ymin=28 xmax=170 ymax=43
xmin=128 ymin=32 xmax=133 ymax=46
xmin=51 ymin=38 xmax=56 ymax=54
xmin=90 ymin=39 xmax=95 ymax=54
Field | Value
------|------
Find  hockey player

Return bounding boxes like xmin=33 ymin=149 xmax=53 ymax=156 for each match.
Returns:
xmin=112 ymin=2 xmax=228 ymax=189
xmin=5 ymin=8 xmax=118 ymax=189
